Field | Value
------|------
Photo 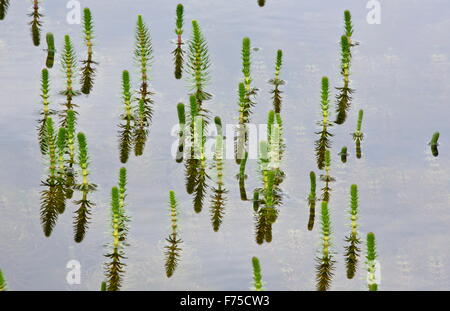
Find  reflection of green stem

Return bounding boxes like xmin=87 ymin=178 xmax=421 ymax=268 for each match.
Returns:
xmin=0 ymin=0 xmax=10 ymax=20
xmin=45 ymin=33 xmax=55 ymax=68
xmin=29 ymin=0 xmax=43 ymax=46
xmin=307 ymin=171 xmax=316 ymax=231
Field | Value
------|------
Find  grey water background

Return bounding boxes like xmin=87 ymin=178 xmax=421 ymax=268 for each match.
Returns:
xmin=0 ymin=0 xmax=449 ymax=290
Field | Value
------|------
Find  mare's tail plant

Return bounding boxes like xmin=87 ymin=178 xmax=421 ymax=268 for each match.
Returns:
xmin=315 ymin=201 xmax=335 ymax=291
xmin=64 ymin=110 xmax=76 ymax=199
xmin=320 ymin=150 xmax=335 ymax=203
xmin=175 ymin=102 xmax=186 ymax=163
xmin=40 ymin=117 xmax=60 ymax=237
xmin=60 ymin=35 xmax=80 ymax=127
xmin=55 ymin=127 xmax=68 ymax=214
xmin=165 ymin=191 xmax=182 ymax=277
xmin=172 ymin=4 xmax=185 ymax=79
xmin=29 ymin=0 xmax=43 ymax=46
xmin=0 ymin=269 xmax=6 ymax=291
xmin=80 ymin=8 xmax=97 ymax=95
xmin=335 ymin=34 xmax=354 ymax=124
xmin=238 ymin=151 xmax=249 ymax=201
xmin=429 ymin=132 xmax=440 ymax=157
xmin=37 ymin=68 xmax=54 ymax=155
xmin=0 ymin=0 xmax=10 ymax=20
xmin=269 ymin=49 xmax=284 ymax=113
xmin=352 ymin=109 xmax=364 ymax=159
xmin=118 ymin=70 xmax=134 ymax=163
xmin=187 ymin=20 xmax=212 ymax=118
xmin=73 ymin=132 xmax=97 ymax=243
xmin=210 ymin=117 xmax=227 ymax=231
xmin=184 ymin=95 xmax=199 ymax=195
xmin=133 ymin=15 xmax=154 ymax=156
xmin=307 ymin=171 xmax=316 ymax=231
xmin=339 ymin=146 xmax=348 ymax=163
xmin=252 ymin=257 xmax=263 ymax=291
xmin=344 ymin=184 xmax=361 ymax=279
xmin=104 ymin=187 xmax=127 ymax=291
xmin=366 ymin=232 xmax=379 ymax=291
xmin=45 ymin=33 xmax=55 ymax=68
xmin=315 ymin=77 xmax=333 ymax=170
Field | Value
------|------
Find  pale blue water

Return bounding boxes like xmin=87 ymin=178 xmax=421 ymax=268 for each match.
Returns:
xmin=0 ymin=0 xmax=449 ymax=290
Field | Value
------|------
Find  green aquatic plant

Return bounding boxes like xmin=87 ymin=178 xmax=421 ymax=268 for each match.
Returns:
xmin=175 ymin=102 xmax=186 ymax=163
xmin=0 ymin=269 xmax=6 ymax=291
xmin=334 ymin=35 xmax=354 ymax=125
xmin=37 ymin=68 xmax=53 ymax=155
xmin=307 ymin=171 xmax=316 ymax=231
xmin=165 ymin=191 xmax=182 ymax=277
xmin=60 ymin=35 xmax=80 ymax=127
xmin=315 ymin=201 xmax=335 ymax=291
xmin=344 ymin=10 xmax=354 ymax=45
xmin=173 ymin=4 xmax=185 ymax=79
xmin=104 ymin=187 xmax=127 ymax=291
xmin=29 ymin=0 xmax=43 ymax=46
xmin=73 ymin=132 xmax=97 ymax=243
xmin=252 ymin=257 xmax=263 ymax=291
xmin=80 ymin=8 xmax=97 ymax=95
xmin=187 ymin=20 xmax=212 ymax=117
xmin=117 ymin=167 xmax=130 ymax=242
xmin=133 ymin=15 xmax=154 ymax=156
xmin=184 ymin=96 xmax=199 ymax=195
xmin=210 ymin=117 xmax=227 ymax=232
xmin=315 ymin=77 xmax=333 ymax=170
xmin=238 ymin=151 xmax=249 ymax=201
xmin=63 ymin=110 xmax=76 ymax=199
xmin=54 ymin=127 xmax=68 ymax=214
xmin=236 ymin=38 xmax=258 ymax=163
xmin=320 ymin=150 xmax=335 ymax=203
xmin=366 ymin=232 xmax=378 ymax=291
xmin=269 ymin=49 xmax=284 ymax=113
xmin=352 ymin=109 xmax=364 ymax=159
xmin=192 ymin=117 xmax=208 ymax=214
xmin=40 ymin=117 xmax=60 ymax=237
xmin=100 ymin=281 xmax=106 ymax=291
xmin=0 ymin=0 xmax=10 ymax=20
xmin=344 ymin=184 xmax=361 ymax=279
xmin=118 ymin=70 xmax=134 ymax=163
xmin=429 ymin=132 xmax=440 ymax=157
xmin=339 ymin=146 xmax=348 ymax=163
xmin=45 ymin=33 xmax=55 ymax=69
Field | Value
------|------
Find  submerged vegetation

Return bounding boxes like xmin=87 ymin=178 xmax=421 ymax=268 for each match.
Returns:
xmin=133 ymin=15 xmax=154 ymax=156
xmin=252 ymin=257 xmax=263 ymax=291
xmin=29 ymin=0 xmax=43 ymax=46
xmin=315 ymin=77 xmax=333 ymax=170
xmin=352 ymin=109 xmax=364 ymax=159
xmin=164 ymin=191 xmax=182 ymax=277
xmin=366 ymin=232 xmax=379 ymax=291
xmin=45 ymin=33 xmax=55 ymax=69
xmin=344 ymin=184 xmax=361 ymax=279
xmin=315 ymin=201 xmax=335 ymax=291
xmin=80 ymin=8 xmax=97 ymax=95
xmin=60 ymin=35 xmax=80 ymax=127
xmin=173 ymin=4 xmax=185 ymax=79
xmin=429 ymin=132 xmax=440 ymax=157
xmin=37 ymin=68 xmax=53 ymax=155
xmin=0 ymin=0 xmax=10 ymax=20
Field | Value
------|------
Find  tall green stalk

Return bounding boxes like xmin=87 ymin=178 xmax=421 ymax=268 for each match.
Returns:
xmin=29 ymin=0 xmax=43 ymax=46
xmin=118 ymin=70 xmax=134 ymax=163
xmin=344 ymin=184 xmax=361 ymax=279
xmin=252 ymin=257 xmax=263 ymax=291
xmin=366 ymin=232 xmax=378 ymax=291
xmin=315 ymin=77 xmax=333 ymax=170
xmin=37 ymin=68 xmax=53 ymax=155
xmin=173 ymin=4 xmax=185 ymax=79
xmin=60 ymin=35 xmax=80 ymax=127
xmin=133 ymin=15 xmax=154 ymax=156
xmin=270 ymin=49 xmax=284 ymax=113
xmin=352 ymin=109 xmax=364 ymax=159
xmin=187 ymin=20 xmax=212 ymax=117
xmin=315 ymin=201 xmax=335 ymax=291
xmin=73 ymin=132 xmax=97 ymax=243
xmin=80 ymin=8 xmax=97 ymax=95
xmin=175 ymin=102 xmax=186 ymax=163
xmin=307 ymin=171 xmax=316 ymax=231
xmin=165 ymin=191 xmax=182 ymax=277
